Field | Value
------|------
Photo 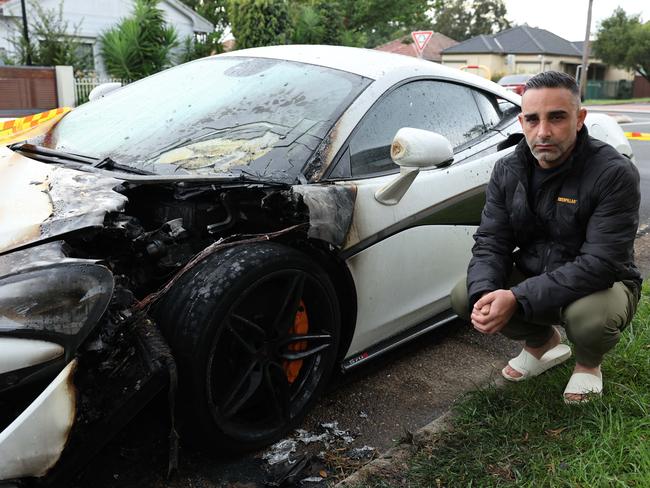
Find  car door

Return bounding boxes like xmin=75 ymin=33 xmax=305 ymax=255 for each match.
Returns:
xmin=329 ymin=79 xmax=521 ymax=358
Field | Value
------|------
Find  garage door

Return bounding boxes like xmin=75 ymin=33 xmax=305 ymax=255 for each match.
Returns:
xmin=0 ymin=66 xmax=58 ymax=116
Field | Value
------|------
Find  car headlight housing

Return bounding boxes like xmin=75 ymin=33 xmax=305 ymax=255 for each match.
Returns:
xmin=0 ymin=263 xmax=114 ymax=357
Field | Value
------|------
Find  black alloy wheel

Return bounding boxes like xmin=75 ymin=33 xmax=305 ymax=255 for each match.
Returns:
xmin=155 ymin=242 xmax=341 ymax=452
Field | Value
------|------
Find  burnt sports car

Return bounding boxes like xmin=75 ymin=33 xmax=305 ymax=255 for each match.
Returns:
xmin=0 ymin=45 xmax=633 ymax=484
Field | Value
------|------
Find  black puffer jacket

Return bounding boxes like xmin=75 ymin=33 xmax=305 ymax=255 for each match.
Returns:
xmin=467 ymin=126 xmax=641 ymax=319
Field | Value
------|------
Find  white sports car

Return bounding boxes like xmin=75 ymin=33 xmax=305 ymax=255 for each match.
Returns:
xmin=0 ymin=45 xmax=633 ymax=484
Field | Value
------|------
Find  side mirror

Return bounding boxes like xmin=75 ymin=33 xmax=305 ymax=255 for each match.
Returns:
xmin=375 ymin=128 xmax=453 ymax=205
xmin=88 ymin=82 xmax=122 ymax=102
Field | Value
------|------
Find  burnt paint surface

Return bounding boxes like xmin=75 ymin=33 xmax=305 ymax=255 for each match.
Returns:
xmin=0 ymin=159 xmax=127 ymax=256
xmin=293 ymin=185 xmax=356 ymax=249
xmin=0 ymin=241 xmax=69 ymax=277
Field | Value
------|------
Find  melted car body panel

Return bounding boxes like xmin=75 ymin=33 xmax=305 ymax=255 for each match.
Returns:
xmin=292 ymin=185 xmax=356 ymax=248
xmin=0 ymin=241 xmax=71 ymax=277
xmin=0 ymin=147 xmax=53 ymax=253
xmin=0 ymin=360 xmax=76 ymax=479
xmin=0 ymin=146 xmax=128 ymax=255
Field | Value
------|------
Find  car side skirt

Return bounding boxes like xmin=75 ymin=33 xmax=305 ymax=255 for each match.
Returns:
xmin=340 ymin=309 xmax=458 ymax=371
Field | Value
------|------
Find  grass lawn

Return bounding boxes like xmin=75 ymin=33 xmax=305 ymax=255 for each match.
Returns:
xmin=364 ymin=286 xmax=650 ymax=487
xmin=584 ymin=98 xmax=650 ymax=105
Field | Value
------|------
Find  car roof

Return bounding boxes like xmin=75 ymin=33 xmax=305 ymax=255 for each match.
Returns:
xmin=219 ymin=45 xmax=519 ymax=102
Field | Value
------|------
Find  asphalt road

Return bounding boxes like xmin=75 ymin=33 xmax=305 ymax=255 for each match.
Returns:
xmin=587 ymin=106 xmax=650 ymax=229
xmin=72 ymin=106 xmax=650 ymax=488
xmin=623 ymin=117 xmax=650 ymax=228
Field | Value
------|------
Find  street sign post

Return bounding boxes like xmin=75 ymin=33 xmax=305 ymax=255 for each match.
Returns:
xmin=411 ymin=31 xmax=433 ymax=58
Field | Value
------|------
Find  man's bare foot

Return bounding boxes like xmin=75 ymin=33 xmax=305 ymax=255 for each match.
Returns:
xmin=564 ymin=364 xmax=601 ymax=403
xmin=503 ymin=328 xmax=562 ymax=379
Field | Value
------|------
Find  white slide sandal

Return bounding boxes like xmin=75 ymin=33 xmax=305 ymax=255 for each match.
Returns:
xmin=563 ymin=372 xmax=603 ymax=404
xmin=502 ymin=344 xmax=572 ymax=382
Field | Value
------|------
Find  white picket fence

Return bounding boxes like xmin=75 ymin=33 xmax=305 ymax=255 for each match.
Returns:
xmin=74 ymin=77 xmax=128 ymax=105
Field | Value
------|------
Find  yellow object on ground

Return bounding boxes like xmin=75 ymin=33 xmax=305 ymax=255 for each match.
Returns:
xmin=0 ymin=107 xmax=72 ymax=146
xmin=625 ymin=132 xmax=650 ymax=141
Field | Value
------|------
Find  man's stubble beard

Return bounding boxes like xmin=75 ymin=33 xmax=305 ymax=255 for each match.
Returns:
xmin=528 ymin=138 xmax=574 ymax=166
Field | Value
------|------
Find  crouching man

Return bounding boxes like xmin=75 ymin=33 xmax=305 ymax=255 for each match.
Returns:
xmin=451 ymin=71 xmax=641 ymax=403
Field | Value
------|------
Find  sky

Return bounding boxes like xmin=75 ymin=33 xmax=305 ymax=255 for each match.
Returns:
xmin=503 ymin=0 xmax=649 ymax=42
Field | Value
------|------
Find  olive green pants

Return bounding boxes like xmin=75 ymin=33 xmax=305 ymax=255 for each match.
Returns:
xmin=450 ymin=269 xmax=638 ymax=367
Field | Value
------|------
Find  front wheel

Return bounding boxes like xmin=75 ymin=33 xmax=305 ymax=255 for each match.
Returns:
xmin=155 ymin=242 xmax=341 ymax=451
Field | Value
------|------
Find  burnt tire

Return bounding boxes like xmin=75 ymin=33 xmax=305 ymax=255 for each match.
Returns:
xmin=154 ymin=242 xmax=341 ymax=452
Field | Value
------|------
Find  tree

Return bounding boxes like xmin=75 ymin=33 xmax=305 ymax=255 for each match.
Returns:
xmin=179 ymin=0 xmax=228 ymax=60
xmin=290 ymin=3 xmax=325 ymax=44
xmin=6 ymin=1 xmax=91 ymax=71
xmin=228 ymin=0 xmax=291 ymax=49
xmin=100 ymin=0 xmax=178 ymax=80
xmin=593 ymin=7 xmax=650 ymax=83
xmin=226 ymin=0 xmax=431 ymax=50
xmin=470 ymin=0 xmax=510 ymax=38
xmin=289 ymin=0 xmax=345 ymax=45
xmin=315 ymin=0 xmax=345 ymax=45
xmin=338 ymin=0 xmax=432 ymax=47
xmin=431 ymin=0 xmax=511 ymax=41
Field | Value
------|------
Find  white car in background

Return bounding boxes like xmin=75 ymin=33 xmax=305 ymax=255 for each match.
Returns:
xmin=0 ymin=45 xmax=633 ymax=485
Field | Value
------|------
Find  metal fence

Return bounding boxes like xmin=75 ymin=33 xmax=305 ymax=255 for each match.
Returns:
xmin=585 ymin=80 xmax=633 ymax=100
xmin=74 ymin=77 xmax=128 ymax=106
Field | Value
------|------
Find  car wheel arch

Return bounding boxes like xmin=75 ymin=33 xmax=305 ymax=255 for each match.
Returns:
xmin=287 ymin=238 xmax=358 ymax=363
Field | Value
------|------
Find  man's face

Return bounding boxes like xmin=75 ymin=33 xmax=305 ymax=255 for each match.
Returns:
xmin=518 ymin=87 xmax=587 ymax=168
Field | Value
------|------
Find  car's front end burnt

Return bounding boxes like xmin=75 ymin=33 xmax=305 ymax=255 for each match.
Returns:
xmin=0 ymin=144 xmax=357 ymax=485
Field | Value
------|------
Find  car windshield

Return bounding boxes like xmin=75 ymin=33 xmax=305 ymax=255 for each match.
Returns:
xmin=30 ymin=56 xmax=370 ymax=182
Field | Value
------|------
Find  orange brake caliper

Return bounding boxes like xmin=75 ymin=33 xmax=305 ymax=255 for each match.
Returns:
xmin=283 ymin=300 xmax=308 ymax=384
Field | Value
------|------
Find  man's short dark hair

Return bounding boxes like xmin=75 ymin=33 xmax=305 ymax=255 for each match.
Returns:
xmin=524 ymin=71 xmax=579 ymax=98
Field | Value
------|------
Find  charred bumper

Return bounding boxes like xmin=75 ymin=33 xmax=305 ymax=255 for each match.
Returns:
xmin=0 ymin=306 xmax=173 ymax=486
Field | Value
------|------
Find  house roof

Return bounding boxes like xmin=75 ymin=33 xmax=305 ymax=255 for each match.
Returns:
xmin=165 ymin=0 xmax=213 ymax=33
xmin=443 ymin=25 xmax=584 ymax=57
xmin=374 ymin=32 xmax=458 ymax=62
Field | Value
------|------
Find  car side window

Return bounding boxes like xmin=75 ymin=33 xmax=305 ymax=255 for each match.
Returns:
xmin=348 ymin=80 xmax=487 ymax=178
xmin=472 ymin=90 xmax=501 ymax=129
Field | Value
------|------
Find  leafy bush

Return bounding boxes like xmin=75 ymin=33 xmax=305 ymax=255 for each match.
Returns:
xmin=6 ymin=0 xmax=92 ymax=72
xmin=100 ymin=0 xmax=178 ymax=80
xmin=228 ymin=0 xmax=290 ymax=49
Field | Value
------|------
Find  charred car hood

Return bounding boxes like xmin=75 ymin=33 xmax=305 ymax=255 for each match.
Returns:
xmin=0 ymin=145 xmax=128 ymax=256
xmin=0 ymin=144 xmax=357 ymax=265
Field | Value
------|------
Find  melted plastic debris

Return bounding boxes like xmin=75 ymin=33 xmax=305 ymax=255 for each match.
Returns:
xmin=346 ymin=445 xmax=376 ymax=460
xmin=263 ymin=439 xmax=298 ymax=465
xmin=319 ymin=421 xmax=355 ymax=444
xmin=262 ymin=422 xmax=360 ymax=486
xmin=294 ymin=429 xmax=328 ymax=445
xmin=300 ymin=476 xmax=324 ymax=483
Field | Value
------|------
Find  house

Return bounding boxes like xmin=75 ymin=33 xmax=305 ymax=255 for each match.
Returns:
xmin=440 ymin=25 xmax=632 ymax=82
xmin=375 ymin=32 xmax=457 ymax=63
xmin=0 ymin=0 xmax=213 ymax=77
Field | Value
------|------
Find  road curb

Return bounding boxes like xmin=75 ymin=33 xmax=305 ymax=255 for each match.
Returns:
xmin=334 ymin=410 xmax=453 ymax=488
xmin=610 ymin=114 xmax=634 ymax=123
xmin=334 ymin=372 xmax=510 ymax=487
xmin=334 ymin=411 xmax=454 ymax=487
